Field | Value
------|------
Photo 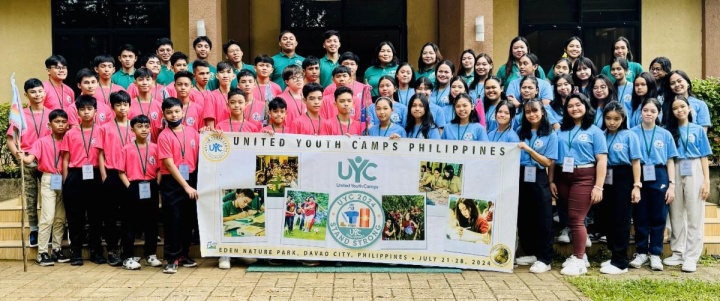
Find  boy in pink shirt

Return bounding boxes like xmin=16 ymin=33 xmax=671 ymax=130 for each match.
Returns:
xmin=163 ymin=52 xmax=190 ymax=98
xmin=292 ymin=83 xmax=328 ymax=135
xmin=157 ymin=97 xmax=200 ymax=274
xmin=118 ymin=114 xmax=162 ymax=270
xmin=253 ymin=55 xmax=283 ymax=103
xmin=204 ymin=62 xmax=236 ymax=129
xmin=278 ymin=65 xmax=306 ymax=127
xmin=21 ymin=109 xmax=69 ymax=266
xmin=320 ymin=65 xmax=369 ymax=127
xmin=7 ymin=79 xmax=52 ymax=246
xmin=323 ymin=86 xmax=364 ymax=136
xmin=174 ymin=71 xmax=205 ymax=131
xmin=302 ymin=56 xmax=321 ymax=85
xmin=66 ymin=69 xmax=115 ymax=126
xmin=43 ymin=55 xmax=75 ymax=111
xmin=192 ymin=60 xmax=215 ymax=112
xmin=261 ymin=98 xmax=291 ymax=134
xmin=95 ymin=91 xmax=135 ymax=266
xmin=93 ymin=55 xmax=125 ymax=106
xmin=215 ymin=89 xmax=260 ymax=133
xmin=126 ymin=54 xmax=166 ymax=102
xmin=237 ymin=69 xmax=267 ymax=129
xmin=60 ymin=96 xmax=106 ymax=266
xmin=127 ymin=68 xmax=163 ymax=141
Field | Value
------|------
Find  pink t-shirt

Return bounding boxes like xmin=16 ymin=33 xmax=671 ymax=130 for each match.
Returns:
xmin=292 ymin=114 xmax=329 ymax=135
xmin=181 ymin=101 xmax=205 ymax=131
xmin=127 ymin=83 xmax=167 ymax=102
xmin=253 ymin=83 xmax=283 ymax=103
xmin=243 ymin=98 xmax=266 ymax=129
xmin=261 ymin=124 xmax=293 ymax=134
xmin=164 ymin=83 xmax=177 ymax=98
xmin=319 ymin=90 xmax=368 ymax=125
xmin=190 ymin=88 xmax=212 ymax=109
xmin=323 ymin=118 xmax=364 ymax=136
xmin=95 ymin=121 xmax=135 ymax=170
xmin=278 ymin=90 xmax=306 ymax=127
xmin=119 ymin=142 xmax=159 ymax=181
xmin=60 ymin=125 xmax=101 ymax=168
xmin=5 ymin=108 xmax=51 ymax=150
xmin=127 ymin=98 xmax=163 ymax=142
xmin=65 ymin=100 xmax=115 ymax=127
xmin=216 ymin=119 xmax=260 ymax=133
xmin=203 ymin=90 xmax=230 ymax=124
xmin=157 ymin=126 xmax=200 ymax=175
xmin=43 ymin=81 xmax=75 ymax=111
xmin=29 ymin=135 xmax=63 ymax=174
xmin=94 ymin=84 xmax=125 ymax=107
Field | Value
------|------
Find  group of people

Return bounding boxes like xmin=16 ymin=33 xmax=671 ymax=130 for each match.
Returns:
xmin=420 ymin=165 xmax=463 ymax=195
xmin=6 ymin=28 xmax=712 ymax=276
xmin=383 ymin=208 xmax=424 ymax=241
xmin=284 ymin=195 xmax=322 ymax=234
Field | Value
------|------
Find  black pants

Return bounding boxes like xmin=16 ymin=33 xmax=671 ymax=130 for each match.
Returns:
xmin=102 ymin=169 xmax=123 ymax=252
xmin=517 ymin=166 xmax=554 ymax=264
xmin=600 ymin=165 xmax=633 ymax=269
xmin=63 ymin=168 xmax=102 ymax=255
xmin=122 ymin=180 xmax=159 ymax=259
xmin=161 ymin=173 xmax=197 ymax=262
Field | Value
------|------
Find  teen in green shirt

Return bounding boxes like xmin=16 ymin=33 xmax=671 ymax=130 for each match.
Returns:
xmin=111 ymin=44 xmax=138 ymax=89
xmin=320 ymin=30 xmax=340 ymax=87
xmin=155 ymin=38 xmax=175 ymax=85
xmin=272 ymin=31 xmax=304 ymax=90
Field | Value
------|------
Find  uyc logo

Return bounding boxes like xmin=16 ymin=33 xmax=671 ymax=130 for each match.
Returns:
xmin=338 ymin=156 xmax=377 ymax=182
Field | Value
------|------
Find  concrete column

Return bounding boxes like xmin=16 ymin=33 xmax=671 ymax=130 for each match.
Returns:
xmin=439 ymin=0 xmax=494 ymax=63
xmin=188 ymin=0 xmax=224 ymax=64
xmin=704 ymin=0 xmax=720 ymax=77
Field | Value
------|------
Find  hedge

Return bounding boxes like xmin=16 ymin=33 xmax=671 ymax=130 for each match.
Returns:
xmin=692 ymin=77 xmax=720 ymax=165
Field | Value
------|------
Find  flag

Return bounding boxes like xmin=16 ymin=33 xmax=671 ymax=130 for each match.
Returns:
xmin=8 ymin=73 xmax=26 ymax=135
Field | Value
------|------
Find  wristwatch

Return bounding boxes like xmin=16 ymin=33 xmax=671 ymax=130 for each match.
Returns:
xmin=633 ymin=182 xmax=642 ymax=188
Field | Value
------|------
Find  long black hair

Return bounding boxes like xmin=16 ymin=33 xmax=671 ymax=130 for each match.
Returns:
xmin=469 ymin=53 xmax=493 ymax=91
xmin=662 ymin=70 xmax=695 ymax=125
xmin=589 ymin=74 xmax=618 ymax=111
xmin=639 ymin=98 xmax=662 ymax=126
xmin=571 ymin=57 xmax=597 ymax=97
xmin=404 ymin=93 xmax=436 ymax=138
xmin=665 ymin=95 xmax=694 ymax=142
xmin=560 ymin=93 xmax=595 ymax=131
xmin=503 ymin=36 xmax=530 ymax=78
xmin=631 ymin=72 xmax=657 ymax=114
xmin=450 ymin=93 xmax=480 ymax=124
xmin=518 ymin=99 xmax=552 ymax=140
xmin=601 ymin=101 xmax=629 ymax=132
xmin=551 ymin=73 xmax=574 ymax=116
xmin=483 ymin=76 xmax=507 ymax=115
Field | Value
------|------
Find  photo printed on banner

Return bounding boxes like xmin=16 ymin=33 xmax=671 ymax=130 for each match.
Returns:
xmin=443 ymin=195 xmax=494 ymax=256
xmin=255 ymin=155 xmax=299 ymax=198
xmin=221 ymin=187 xmax=267 ymax=243
xmin=280 ymin=189 xmax=329 ymax=247
xmin=380 ymin=194 xmax=427 ymax=250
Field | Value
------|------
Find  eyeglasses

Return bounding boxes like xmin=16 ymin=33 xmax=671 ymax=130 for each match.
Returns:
xmin=593 ymin=85 xmax=608 ymax=91
xmin=50 ymin=66 xmax=67 ymax=70
xmin=290 ymin=75 xmax=303 ymax=81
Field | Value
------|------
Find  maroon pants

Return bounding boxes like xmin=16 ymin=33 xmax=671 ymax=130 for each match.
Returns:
xmin=555 ymin=166 xmax=596 ymax=258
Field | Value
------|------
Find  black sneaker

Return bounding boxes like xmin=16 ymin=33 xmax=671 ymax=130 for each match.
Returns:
xmin=89 ymin=251 xmax=107 ymax=264
xmin=28 ymin=231 xmax=38 ymax=247
xmin=107 ymin=252 xmax=122 ymax=267
xmin=70 ymin=252 xmax=83 ymax=266
xmin=36 ymin=253 xmax=54 ymax=266
xmin=163 ymin=260 xmax=178 ymax=274
xmin=179 ymin=256 xmax=198 ymax=268
xmin=52 ymin=249 xmax=70 ymax=263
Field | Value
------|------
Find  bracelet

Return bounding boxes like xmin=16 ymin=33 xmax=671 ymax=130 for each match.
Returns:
xmin=593 ymin=186 xmax=603 ymax=191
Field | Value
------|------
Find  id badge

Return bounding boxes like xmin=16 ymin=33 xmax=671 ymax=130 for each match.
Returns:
xmin=139 ymin=182 xmax=151 ymax=200
xmin=179 ymin=163 xmax=190 ymax=181
xmin=605 ymin=168 xmax=613 ymax=185
xmin=643 ymin=164 xmax=656 ymax=181
xmin=50 ymin=174 xmax=62 ymax=191
xmin=562 ymin=157 xmax=575 ymax=173
xmin=82 ymin=164 xmax=94 ymax=180
xmin=680 ymin=160 xmax=693 ymax=176
xmin=523 ymin=166 xmax=537 ymax=183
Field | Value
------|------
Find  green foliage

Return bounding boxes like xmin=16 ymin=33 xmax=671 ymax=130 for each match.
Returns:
xmin=692 ymin=77 xmax=720 ymax=165
xmin=0 ymin=103 xmax=20 ymax=178
xmin=568 ymin=277 xmax=720 ymax=301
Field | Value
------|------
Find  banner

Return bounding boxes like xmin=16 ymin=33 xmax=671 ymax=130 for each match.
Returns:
xmin=197 ymin=133 xmax=520 ymax=272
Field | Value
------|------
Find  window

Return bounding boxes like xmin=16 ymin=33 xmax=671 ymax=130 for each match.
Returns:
xmin=281 ymin=0 xmax=407 ymax=79
xmin=520 ymin=0 xmax=641 ymax=74
xmin=52 ymin=0 xmax=170 ymax=88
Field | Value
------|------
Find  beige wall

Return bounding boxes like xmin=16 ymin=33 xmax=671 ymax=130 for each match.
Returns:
xmin=492 ymin=0 xmax=519 ymax=73
xmin=408 ymin=0 xmax=439 ymax=62
xmin=642 ymin=0 xmax=702 ymax=79
xmin=703 ymin=0 xmax=720 ymax=77
xmin=248 ymin=0 xmax=282 ymax=59
xmin=171 ymin=0 xmax=190 ymax=54
xmin=0 ymin=0 xmax=52 ymax=101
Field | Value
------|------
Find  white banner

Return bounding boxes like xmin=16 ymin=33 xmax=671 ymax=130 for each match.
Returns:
xmin=197 ymin=133 xmax=520 ymax=272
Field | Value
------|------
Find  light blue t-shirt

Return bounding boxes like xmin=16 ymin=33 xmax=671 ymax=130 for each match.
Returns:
xmin=368 ymin=102 xmax=408 ymax=127
xmin=367 ymin=123 xmax=406 ymax=137
xmin=593 ymin=107 xmax=604 ymax=128
xmin=616 ymin=82 xmax=633 ymax=104
xmin=626 ymin=101 xmax=642 ymax=129
xmin=441 ymin=123 xmax=488 ymax=141
xmin=606 ymin=130 xmax=642 ymax=166
xmin=512 ymin=104 xmax=560 ymax=131
xmin=520 ymin=131 xmax=559 ymax=168
xmin=488 ymin=128 xmax=520 ymax=143
xmin=408 ymin=125 xmax=441 ymax=140
xmin=675 ymin=123 xmax=712 ymax=159
xmin=688 ymin=96 xmax=711 ymax=127
xmin=469 ymin=84 xmax=485 ymax=105
xmin=506 ymin=78 xmax=554 ymax=101
xmin=429 ymin=103 xmax=445 ymax=128
xmin=431 ymin=86 xmax=451 ymax=107
xmin=629 ymin=125 xmax=678 ymax=165
xmin=397 ymin=88 xmax=415 ymax=107
xmin=556 ymin=125 xmax=608 ymax=165
xmin=484 ymin=103 xmax=498 ymax=132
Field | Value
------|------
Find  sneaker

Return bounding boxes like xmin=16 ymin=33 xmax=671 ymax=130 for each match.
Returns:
xmin=557 ymin=227 xmax=571 ymax=243
xmin=302 ymin=261 xmax=320 ymax=267
xmin=28 ymin=231 xmax=38 ymax=247
xmin=599 ymin=236 xmax=607 ymax=243
xmin=218 ymin=256 xmax=231 ymax=269
xmin=562 ymin=254 xmax=590 ymax=268
xmin=179 ymin=256 xmax=198 ymax=268
xmin=267 ymin=259 xmax=284 ymax=266
xmin=629 ymin=254 xmax=648 ymax=268
xmin=145 ymin=255 xmax=162 ymax=267
xmin=553 ymin=213 xmax=560 ymax=223
xmin=529 ymin=261 xmax=551 ymax=273
xmin=681 ymin=260 xmax=697 ymax=273
xmin=239 ymin=258 xmax=258 ymax=265
xmin=52 ymin=249 xmax=70 ymax=263
xmin=585 ymin=235 xmax=592 ymax=248
xmin=515 ymin=255 xmax=537 ymax=266
xmin=70 ymin=255 xmax=83 ymax=266
xmin=560 ymin=257 xmax=587 ymax=276
xmin=649 ymin=255 xmax=663 ymax=271
xmin=36 ymin=253 xmax=54 ymax=266
xmin=163 ymin=260 xmax=178 ymax=274
xmin=107 ymin=252 xmax=122 ymax=267
xmin=600 ymin=259 xmax=611 ymax=267
xmin=89 ymin=251 xmax=107 ymax=264
xmin=663 ymin=254 xmax=683 ymax=266
xmin=123 ymin=258 xmax=141 ymax=270
xmin=600 ymin=264 xmax=628 ymax=275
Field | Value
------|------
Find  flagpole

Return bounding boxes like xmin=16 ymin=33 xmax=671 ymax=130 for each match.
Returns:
xmin=10 ymin=73 xmax=28 ymax=272
xmin=17 ymin=130 xmax=28 ymax=272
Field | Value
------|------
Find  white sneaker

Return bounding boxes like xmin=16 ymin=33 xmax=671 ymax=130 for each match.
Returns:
xmin=123 ymin=258 xmax=141 ymax=270
xmin=585 ymin=235 xmax=592 ymax=248
xmin=560 ymin=257 xmax=587 ymax=276
xmin=629 ymin=254 xmax=648 ymax=268
xmin=600 ymin=264 xmax=628 ymax=275
xmin=681 ymin=260 xmax=697 ymax=273
xmin=649 ymin=255 xmax=663 ymax=271
xmin=558 ymin=227 xmax=571 ymax=243
xmin=553 ymin=214 xmax=560 ymax=223
xmin=663 ymin=254 xmax=683 ymax=266
xmin=562 ymin=254 xmax=590 ymax=268
xmin=529 ymin=261 xmax=551 ymax=273
xmin=600 ymin=259 xmax=611 ymax=267
xmin=145 ymin=255 xmax=162 ymax=267
xmin=515 ymin=255 xmax=537 ymax=266
xmin=218 ymin=256 xmax=231 ymax=269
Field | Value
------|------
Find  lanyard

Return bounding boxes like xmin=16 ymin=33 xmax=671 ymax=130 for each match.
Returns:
xmin=413 ymin=126 xmax=422 ymax=138
xmin=377 ymin=123 xmax=392 ymax=137
xmin=170 ymin=127 xmax=186 ymax=159
xmin=136 ymin=96 xmax=152 ymax=117
xmin=567 ymin=127 xmax=581 ymax=150
xmin=457 ymin=124 xmax=470 ymax=141
xmin=606 ymin=131 xmax=619 ymax=150
xmin=526 ymin=133 xmax=541 ymax=166
xmin=51 ymin=137 xmax=61 ymax=173
xmin=434 ymin=86 xmax=449 ymax=104
xmin=245 ymin=97 xmax=258 ymax=121
xmin=183 ymin=102 xmax=192 ymax=122
xmin=287 ymin=90 xmax=303 ymax=115
xmin=641 ymin=125 xmax=657 ymax=157
xmin=80 ymin=124 xmax=95 ymax=159
xmin=134 ymin=141 xmax=149 ymax=176
xmin=399 ymin=89 xmax=410 ymax=105
xmin=337 ymin=116 xmax=351 ymax=135
xmin=99 ymin=84 xmax=112 ymax=105
xmin=51 ymin=83 xmax=65 ymax=110
xmin=115 ymin=120 xmax=130 ymax=147
xmin=307 ymin=113 xmax=321 ymax=135
xmin=619 ymin=83 xmax=628 ymax=100
xmin=271 ymin=124 xmax=285 ymax=133
xmin=260 ymin=85 xmax=271 ymax=102
xmin=679 ymin=125 xmax=691 ymax=155
xmin=28 ymin=107 xmax=44 ymax=137
xmin=229 ymin=118 xmax=246 ymax=132
xmin=492 ymin=127 xmax=508 ymax=142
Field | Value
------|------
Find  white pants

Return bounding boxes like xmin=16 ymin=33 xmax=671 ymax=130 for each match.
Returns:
xmin=669 ymin=159 xmax=705 ymax=263
xmin=38 ymin=173 xmax=66 ymax=254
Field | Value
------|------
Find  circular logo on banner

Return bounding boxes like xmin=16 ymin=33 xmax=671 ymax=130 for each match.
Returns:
xmin=490 ymin=244 xmax=512 ymax=267
xmin=329 ymin=191 xmax=384 ymax=249
xmin=654 ymin=140 xmax=664 ymax=149
xmin=202 ymin=134 xmax=230 ymax=162
xmin=613 ymin=143 xmax=624 ymax=151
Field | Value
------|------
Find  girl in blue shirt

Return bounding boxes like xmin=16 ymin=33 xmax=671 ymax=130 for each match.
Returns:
xmin=571 ymin=57 xmax=597 ymax=98
xmin=395 ymin=62 xmax=416 ymax=106
xmin=628 ymin=98 xmax=678 ymax=271
xmin=404 ymin=94 xmax=440 ymax=140
xmin=663 ymin=70 xmax=711 ymax=129
xmin=550 ymin=93 xmax=608 ymax=276
xmin=469 ymin=53 xmax=493 ymax=102
xmin=549 ymin=57 xmax=572 ymax=82
xmin=445 ymin=76 xmax=486 ymax=128
xmin=441 ymin=93 xmax=488 ymax=141
xmin=431 ymin=60 xmax=454 ymax=108
xmin=506 ymin=53 xmax=553 ymax=104
xmin=611 ymin=58 xmax=634 ymax=104
xmin=368 ymin=76 xmax=407 ymax=127
xmin=589 ymin=75 xmax=618 ymax=127
xmin=551 ymin=74 xmax=574 ymax=122
xmin=487 ymin=100 xmax=519 ymax=143
xmin=482 ymin=76 xmax=507 ymax=133
xmin=628 ymin=72 xmax=658 ymax=128
xmin=597 ymin=101 xmax=642 ymax=275
xmin=649 ymin=57 xmax=671 ymax=103
xmin=512 ymin=76 xmax=560 ymax=131
xmin=664 ymin=96 xmax=712 ymax=272
xmin=414 ymin=77 xmax=445 ymax=129
xmin=458 ymin=49 xmax=476 ymax=85
xmin=415 ymin=42 xmax=442 ymax=83
xmin=515 ymin=99 xmax=558 ymax=273
xmin=367 ymin=97 xmax=406 ymax=138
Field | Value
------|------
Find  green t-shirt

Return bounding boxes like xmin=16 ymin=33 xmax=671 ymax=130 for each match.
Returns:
xmin=496 ymin=63 xmax=546 ymax=91
xmin=415 ymin=68 xmax=436 ymax=83
xmin=320 ymin=55 xmax=339 ymax=87
xmin=111 ymin=69 xmax=136 ymax=89
xmin=188 ymin=60 xmax=218 ymax=91
xmin=364 ymin=64 xmax=398 ymax=98
xmin=600 ymin=61 xmax=644 ymax=84
xmin=271 ymin=52 xmax=305 ymax=91
xmin=222 ymin=200 xmax=245 ymax=217
xmin=156 ymin=65 xmax=175 ymax=86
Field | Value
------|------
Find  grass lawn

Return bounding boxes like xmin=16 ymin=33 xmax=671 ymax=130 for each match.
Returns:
xmin=283 ymin=225 xmax=327 ymax=241
xmin=568 ymin=277 xmax=720 ymax=301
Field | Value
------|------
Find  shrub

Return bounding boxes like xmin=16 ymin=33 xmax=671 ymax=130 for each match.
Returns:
xmin=692 ymin=77 xmax=720 ymax=165
xmin=0 ymin=102 xmax=20 ymax=178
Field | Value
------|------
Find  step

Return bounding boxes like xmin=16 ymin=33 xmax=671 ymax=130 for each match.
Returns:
xmin=0 ymin=239 xmax=201 ymax=261
xmin=706 ymin=202 xmax=719 ymax=218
